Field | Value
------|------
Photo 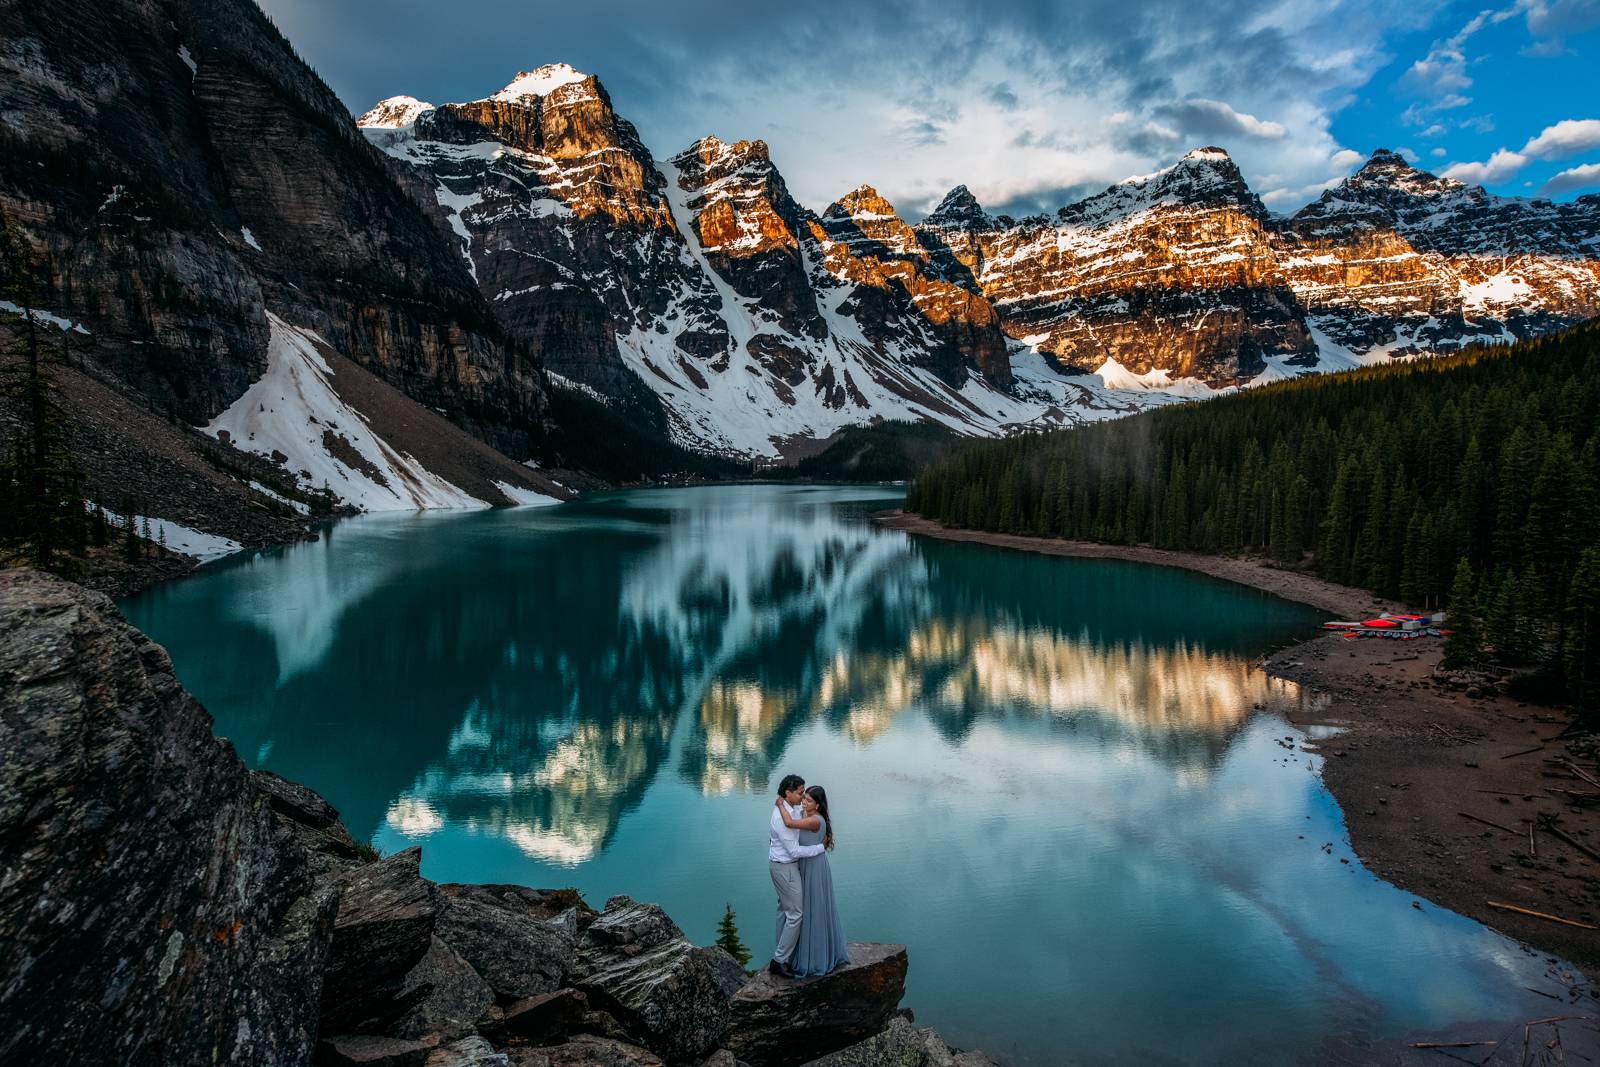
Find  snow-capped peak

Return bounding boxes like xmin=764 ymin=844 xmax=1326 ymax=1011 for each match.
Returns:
xmin=356 ymin=95 xmax=433 ymax=129
xmin=1181 ymin=146 xmax=1232 ymax=164
xmin=489 ymin=64 xmax=589 ymax=102
xmin=922 ymin=185 xmax=994 ymax=230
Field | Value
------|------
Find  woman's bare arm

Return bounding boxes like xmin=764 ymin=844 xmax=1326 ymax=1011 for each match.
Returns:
xmin=774 ymin=798 xmax=822 ymax=831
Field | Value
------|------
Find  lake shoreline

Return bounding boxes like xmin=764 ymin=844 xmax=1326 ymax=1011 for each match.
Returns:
xmin=874 ymin=509 xmax=1600 ymax=984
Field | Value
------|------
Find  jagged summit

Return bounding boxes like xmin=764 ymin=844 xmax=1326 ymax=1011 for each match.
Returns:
xmin=488 ymin=63 xmax=590 ymax=102
xmin=921 ymin=185 xmax=994 ymax=231
xmin=1181 ymin=146 xmax=1232 ymax=162
xmin=826 ymin=184 xmax=900 ymax=221
xmin=355 ymin=95 xmax=432 ymax=129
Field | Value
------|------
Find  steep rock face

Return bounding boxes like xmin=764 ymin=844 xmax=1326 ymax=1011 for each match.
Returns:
xmin=669 ymin=137 xmax=823 ymax=342
xmin=359 ymin=68 xmax=692 ymax=398
xmin=365 ymin=86 xmax=1061 ymax=458
xmin=942 ymin=149 xmax=1314 ymax=384
xmin=913 ymin=147 xmax=1600 ymax=384
xmin=816 ymin=186 xmax=1011 ymax=386
xmin=0 ymin=0 xmax=555 ymax=526
xmin=0 ymin=569 xmax=339 ymax=1065
xmin=1279 ymin=150 xmax=1600 ymax=359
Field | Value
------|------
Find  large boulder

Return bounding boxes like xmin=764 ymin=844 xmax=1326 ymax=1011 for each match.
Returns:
xmin=0 ymin=569 xmax=339 ymax=1065
xmin=317 ymin=1033 xmax=434 ymax=1067
xmin=797 ymin=1017 xmax=1000 ymax=1067
xmin=725 ymin=944 xmax=909 ymax=1067
xmin=434 ymin=884 xmax=579 ymax=1003
xmin=320 ymin=848 xmax=441 ymax=1033
xmin=505 ymin=1035 xmax=666 ymax=1066
xmin=254 ymin=769 xmax=363 ymax=873
xmin=478 ymin=987 xmax=589 ymax=1046
xmin=426 ymin=1036 xmax=509 ymax=1067
xmin=572 ymin=897 xmax=748 ymax=1063
xmin=390 ymin=936 xmax=496 ymax=1041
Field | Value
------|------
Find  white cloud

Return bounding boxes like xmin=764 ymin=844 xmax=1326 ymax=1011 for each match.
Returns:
xmin=1520 ymin=118 xmax=1600 ymax=158
xmin=1431 ymin=146 xmax=1447 ymax=157
xmin=1539 ymin=160 xmax=1600 ymax=195
xmin=1441 ymin=148 xmax=1529 ymax=184
xmin=1419 ymin=123 xmax=1446 ymax=137
xmin=1330 ymin=148 xmax=1365 ymax=169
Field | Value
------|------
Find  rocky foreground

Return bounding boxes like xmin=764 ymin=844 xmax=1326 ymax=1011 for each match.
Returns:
xmin=0 ymin=569 xmax=997 ymax=1067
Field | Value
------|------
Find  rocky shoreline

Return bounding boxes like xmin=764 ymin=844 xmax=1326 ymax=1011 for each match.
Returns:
xmin=0 ymin=569 xmax=999 ymax=1067
xmin=873 ymin=509 xmax=1600 ymax=984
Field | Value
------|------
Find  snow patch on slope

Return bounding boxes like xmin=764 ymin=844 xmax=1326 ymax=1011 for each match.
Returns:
xmin=206 ymin=312 xmax=492 ymax=512
xmin=94 ymin=504 xmax=241 ymax=563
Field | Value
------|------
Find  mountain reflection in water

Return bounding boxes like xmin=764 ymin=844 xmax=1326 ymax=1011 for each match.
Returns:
xmin=123 ymin=485 xmax=1564 ymax=1067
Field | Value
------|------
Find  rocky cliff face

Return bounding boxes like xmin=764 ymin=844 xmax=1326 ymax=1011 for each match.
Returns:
xmin=1278 ymin=149 xmax=1600 ymax=360
xmin=365 ymin=66 xmax=1600 ymax=457
xmin=0 ymin=570 xmax=337 ymax=1064
xmin=363 ymin=83 xmax=1081 ymax=459
xmin=926 ymin=147 xmax=1600 ymax=385
xmin=0 ymin=0 xmax=562 ymax=538
xmin=7 ymin=1 xmax=1597 ymax=475
xmin=0 ymin=569 xmax=998 ymax=1067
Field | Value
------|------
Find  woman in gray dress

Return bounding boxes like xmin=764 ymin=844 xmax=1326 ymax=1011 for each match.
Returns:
xmin=774 ymin=786 xmax=849 ymax=977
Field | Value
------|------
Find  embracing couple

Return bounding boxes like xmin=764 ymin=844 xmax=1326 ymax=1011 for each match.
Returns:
xmin=766 ymin=773 xmax=849 ymax=979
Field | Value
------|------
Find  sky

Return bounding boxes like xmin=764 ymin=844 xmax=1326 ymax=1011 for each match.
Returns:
xmin=258 ymin=0 xmax=1600 ymax=219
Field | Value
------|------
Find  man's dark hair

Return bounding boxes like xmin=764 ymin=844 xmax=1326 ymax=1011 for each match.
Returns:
xmin=776 ymin=773 xmax=805 ymax=796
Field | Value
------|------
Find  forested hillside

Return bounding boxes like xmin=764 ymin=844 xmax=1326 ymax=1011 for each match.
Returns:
xmin=908 ymin=325 xmax=1600 ymax=707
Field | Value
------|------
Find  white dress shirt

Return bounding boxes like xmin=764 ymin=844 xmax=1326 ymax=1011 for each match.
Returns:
xmin=769 ymin=801 xmax=826 ymax=863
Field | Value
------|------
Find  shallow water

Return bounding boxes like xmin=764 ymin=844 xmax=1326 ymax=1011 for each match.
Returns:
xmin=123 ymin=484 xmax=1559 ymax=1065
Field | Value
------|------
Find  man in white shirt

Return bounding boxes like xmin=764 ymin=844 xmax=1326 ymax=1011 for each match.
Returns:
xmin=768 ymin=773 xmax=825 ymax=977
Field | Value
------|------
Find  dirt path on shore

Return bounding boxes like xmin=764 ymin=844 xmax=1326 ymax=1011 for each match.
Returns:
xmin=874 ymin=509 xmax=1600 ymax=986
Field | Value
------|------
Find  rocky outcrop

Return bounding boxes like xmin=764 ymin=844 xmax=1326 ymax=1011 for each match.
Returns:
xmin=571 ymin=897 xmax=749 ymax=1062
xmin=726 ymin=944 xmax=910 ymax=1067
xmin=320 ymin=849 xmax=441 ymax=1034
xmin=0 ymin=0 xmax=561 ymax=545
xmin=798 ymin=1017 xmax=1000 ymax=1067
xmin=0 ymin=568 xmax=339 ymax=1065
xmin=0 ymin=570 xmax=993 ymax=1067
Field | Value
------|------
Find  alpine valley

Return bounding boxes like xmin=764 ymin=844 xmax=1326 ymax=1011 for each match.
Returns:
xmin=3 ymin=0 xmax=1599 ymax=566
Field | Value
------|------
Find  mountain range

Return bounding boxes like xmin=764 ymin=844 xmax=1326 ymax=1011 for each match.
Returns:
xmin=2 ymin=0 xmax=1598 ymax=552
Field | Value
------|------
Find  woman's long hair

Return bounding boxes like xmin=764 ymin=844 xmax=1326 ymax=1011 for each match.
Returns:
xmin=806 ymin=785 xmax=834 ymax=851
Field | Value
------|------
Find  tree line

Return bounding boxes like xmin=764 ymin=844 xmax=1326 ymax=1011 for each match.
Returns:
xmin=907 ymin=324 xmax=1600 ymax=712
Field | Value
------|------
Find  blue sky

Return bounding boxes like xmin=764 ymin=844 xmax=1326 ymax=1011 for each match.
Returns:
xmin=259 ymin=0 xmax=1600 ymax=218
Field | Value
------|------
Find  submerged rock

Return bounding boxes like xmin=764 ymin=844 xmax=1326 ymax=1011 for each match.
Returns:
xmin=0 ymin=569 xmax=338 ymax=1065
xmin=726 ymin=944 xmax=909 ymax=1067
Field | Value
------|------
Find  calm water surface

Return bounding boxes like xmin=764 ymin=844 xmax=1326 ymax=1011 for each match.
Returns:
xmin=123 ymin=485 xmax=1560 ymax=1065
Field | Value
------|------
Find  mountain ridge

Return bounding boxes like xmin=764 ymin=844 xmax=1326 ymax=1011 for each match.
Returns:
xmin=360 ymin=63 xmax=1600 ymax=458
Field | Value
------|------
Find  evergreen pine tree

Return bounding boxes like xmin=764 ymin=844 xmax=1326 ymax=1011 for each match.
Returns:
xmin=1566 ymin=548 xmax=1600 ymax=720
xmin=1442 ymin=558 xmax=1481 ymax=670
xmin=714 ymin=903 xmax=752 ymax=969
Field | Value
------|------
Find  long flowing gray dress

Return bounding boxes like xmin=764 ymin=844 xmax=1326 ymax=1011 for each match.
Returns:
xmin=791 ymin=818 xmax=849 ymax=976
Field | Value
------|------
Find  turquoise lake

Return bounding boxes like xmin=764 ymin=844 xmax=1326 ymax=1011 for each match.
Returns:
xmin=121 ymin=484 xmax=1564 ymax=1065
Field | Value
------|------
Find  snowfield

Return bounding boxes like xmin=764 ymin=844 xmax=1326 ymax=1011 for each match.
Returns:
xmin=205 ymin=312 xmax=544 ymax=512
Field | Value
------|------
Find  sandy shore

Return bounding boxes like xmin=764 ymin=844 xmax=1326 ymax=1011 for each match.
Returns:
xmin=875 ymin=510 xmax=1600 ymax=984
